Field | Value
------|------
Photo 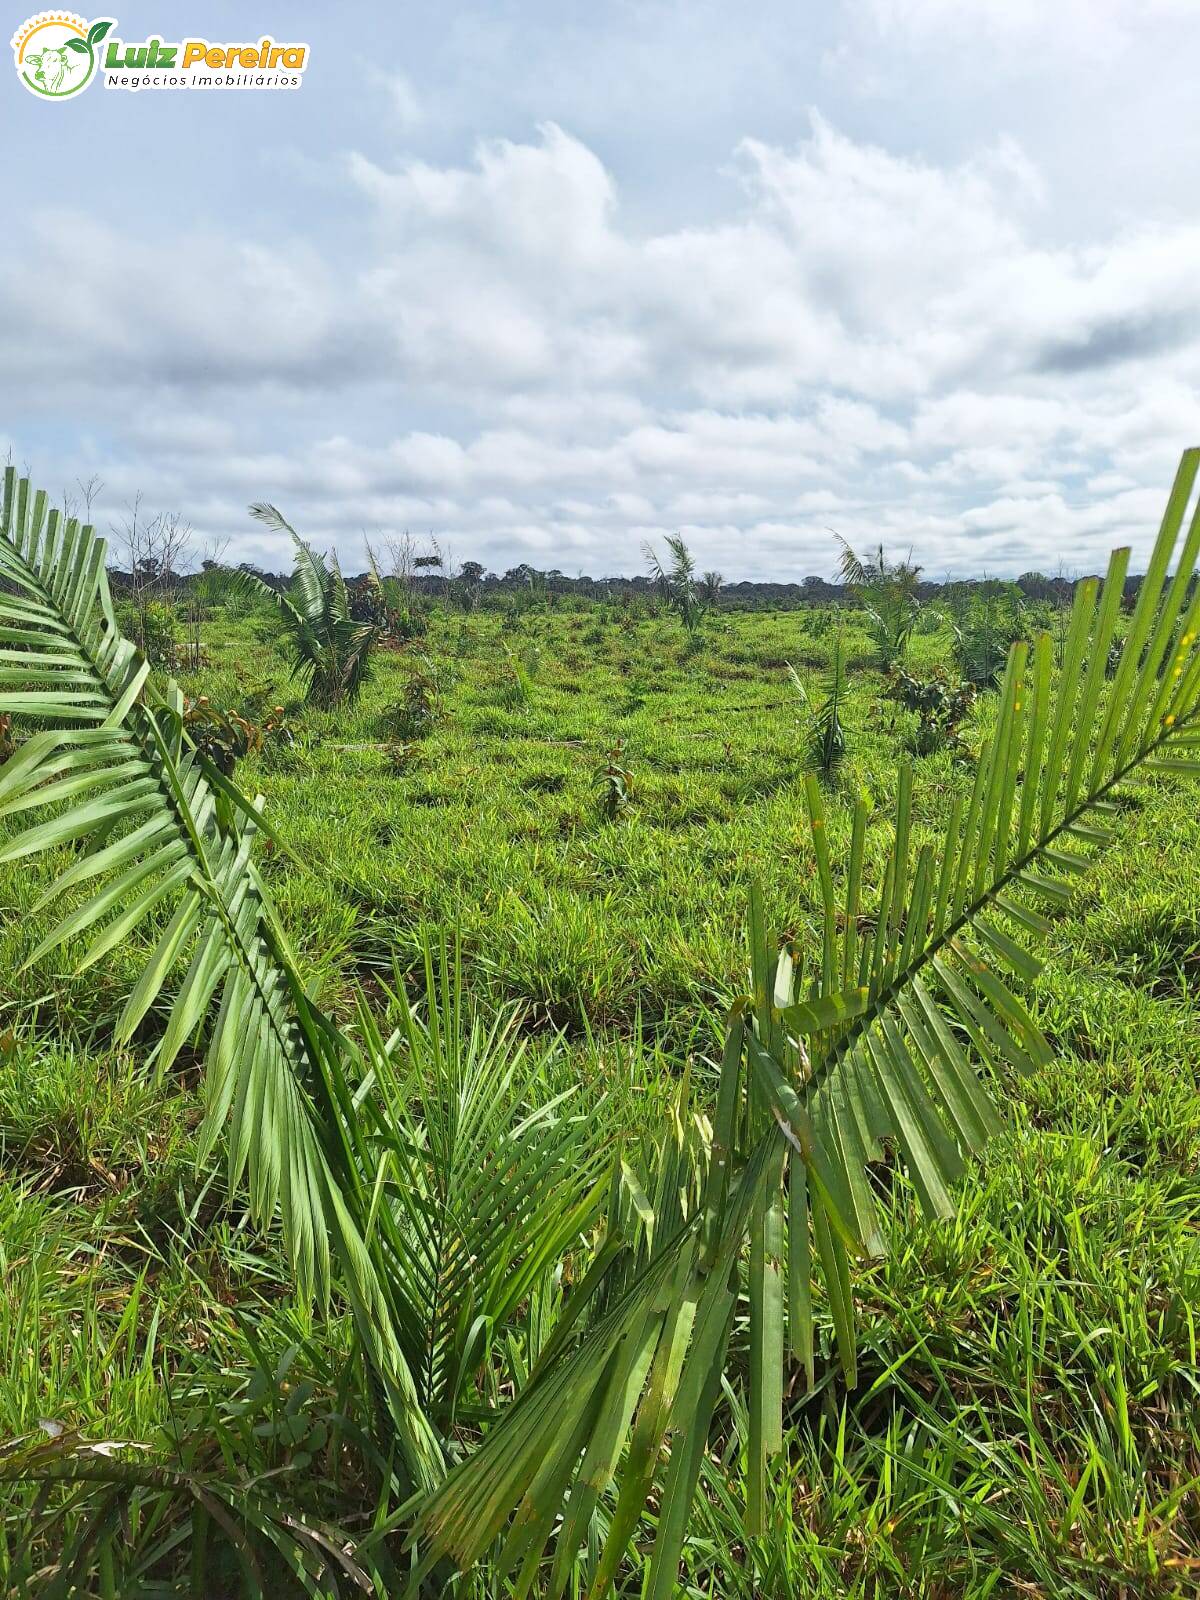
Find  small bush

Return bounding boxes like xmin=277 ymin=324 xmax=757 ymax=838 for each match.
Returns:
xmin=382 ymin=657 xmax=445 ymax=739
xmin=183 ymin=697 xmax=293 ymax=775
xmin=118 ymin=598 xmax=179 ymax=666
xmin=887 ymin=665 xmax=977 ymax=756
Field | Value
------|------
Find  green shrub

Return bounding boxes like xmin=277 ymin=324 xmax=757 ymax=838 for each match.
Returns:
xmin=382 ymin=656 xmax=444 ymax=739
xmin=887 ymin=665 xmax=977 ymax=755
xmin=117 ymin=597 xmax=178 ymax=666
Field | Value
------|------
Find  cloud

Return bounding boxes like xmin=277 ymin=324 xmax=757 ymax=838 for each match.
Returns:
xmin=5 ymin=114 xmax=1200 ymax=580
xmin=373 ymin=68 xmax=424 ymax=128
xmin=1035 ymin=310 xmax=1199 ymax=375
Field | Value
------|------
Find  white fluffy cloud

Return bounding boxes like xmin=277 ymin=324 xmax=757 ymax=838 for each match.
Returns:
xmin=5 ymin=102 xmax=1200 ymax=580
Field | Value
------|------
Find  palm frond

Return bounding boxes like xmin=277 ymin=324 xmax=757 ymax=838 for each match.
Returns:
xmin=247 ymin=500 xmax=300 ymax=540
xmin=365 ymin=541 xmax=387 ymax=595
xmin=235 ymin=565 xmax=310 ymax=638
xmin=664 ymin=533 xmax=696 ymax=587
xmin=415 ymin=447 xmax=1200 ymax=1592
xmin=0 ymin=467 xmax=442 ymax=1493
xmin=641 ymin=539 xmax=669 ymax=593
xmin=346 ymin=938 xmax=611 ymax=1431
xmin=785 ymin=662 xmax=809 ymax=708
xmin=0 ymin=475 xmax=320 ymax=1280
xmin=834 ymin=532 xmax=868 ymax=588
xmin=0 ymin=1425 xmax=375 ymax=1597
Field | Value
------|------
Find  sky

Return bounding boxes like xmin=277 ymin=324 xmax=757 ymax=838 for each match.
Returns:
xmin=5 ymin=0 xmax=1200 ymax=580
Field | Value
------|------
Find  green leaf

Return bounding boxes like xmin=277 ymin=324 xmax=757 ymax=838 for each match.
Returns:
xmin=0 ymin=465 xmax=442 ymax=1494
xmin=779 ymin=985 xmax=869 ymax=1034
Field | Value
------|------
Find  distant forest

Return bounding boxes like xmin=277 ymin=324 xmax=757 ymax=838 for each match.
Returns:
xmin=195 ymin=561 xmax=1100 ymax=611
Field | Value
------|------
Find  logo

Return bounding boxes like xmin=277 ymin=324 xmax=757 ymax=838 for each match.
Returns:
xmin=11 ymin=12 xmax=114 ymax=98
xmin=11 ymin=15 xmax=309 ymax=96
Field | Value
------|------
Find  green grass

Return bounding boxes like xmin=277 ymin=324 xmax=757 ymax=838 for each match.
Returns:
xmin=183 ymin=607 xmax=973 ymax=1040
xmin=2 ymin=596 xmax=1198 ymax=1595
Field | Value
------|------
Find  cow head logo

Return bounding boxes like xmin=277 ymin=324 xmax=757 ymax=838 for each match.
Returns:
xmin=11 ymin=13 xmax=114 ymax=98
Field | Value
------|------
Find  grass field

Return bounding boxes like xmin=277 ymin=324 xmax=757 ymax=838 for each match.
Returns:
xmin=2 ymin=593 xmax=1199 ymax=1596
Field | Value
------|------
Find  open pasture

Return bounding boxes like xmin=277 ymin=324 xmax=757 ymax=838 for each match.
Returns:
xmin=1 ymin=507 xmax=1199 ymax=1597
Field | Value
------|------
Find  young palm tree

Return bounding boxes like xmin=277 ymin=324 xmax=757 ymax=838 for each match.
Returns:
xmin=244 ymin=502 xmax=382 ymax=708
xmin=700 ymin=569 xmax=724 ymax=606
xmin=788 ymin=632 xmax=848 ymax=774
xmin=836 ymin=534 xmax=922 ymax=670
xmin=644 ymin=533 xmax=703 ymax=631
